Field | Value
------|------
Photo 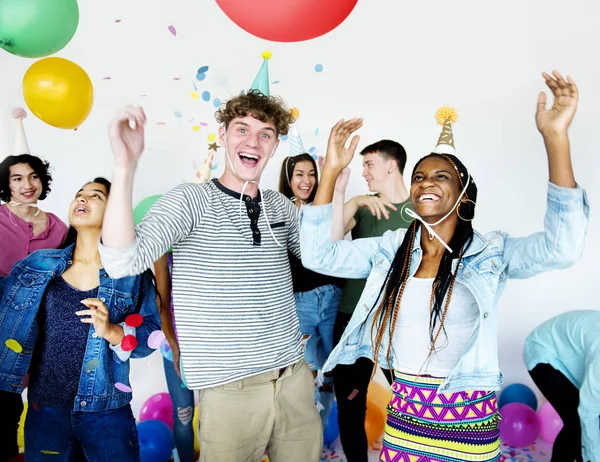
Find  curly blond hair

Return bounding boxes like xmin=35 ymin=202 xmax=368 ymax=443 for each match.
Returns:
xmin=215 ymin=90 xmax=294 ymax=136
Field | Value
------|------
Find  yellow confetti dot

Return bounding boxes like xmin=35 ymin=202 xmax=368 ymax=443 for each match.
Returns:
xmin=208 ymin=133 xmax=216 ymax=142
xmin=41 ymin=450 xmax=60 ymax=454
xmin=191 ymin=125 xmax=201 ymax=131
xmin=190 ymin=91 xmax=198 ymax=99
xmin=5 ymin=339 xmax=22 ymax=353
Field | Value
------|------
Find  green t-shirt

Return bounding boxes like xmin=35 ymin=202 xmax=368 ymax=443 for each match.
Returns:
xmin=337 ymin=197 xmax=413 ymax=314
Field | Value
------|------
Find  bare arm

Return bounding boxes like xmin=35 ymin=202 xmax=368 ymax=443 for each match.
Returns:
xmin=154 ymin=253 xmax=180 ymax=376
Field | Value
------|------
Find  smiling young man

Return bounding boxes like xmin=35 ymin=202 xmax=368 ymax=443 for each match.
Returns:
xmin=97 ymin=91 xmax=322 ymax=461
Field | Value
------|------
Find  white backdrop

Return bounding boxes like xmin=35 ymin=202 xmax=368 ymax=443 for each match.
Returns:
xmin=1 ymin=0 xmax=598 ymax=416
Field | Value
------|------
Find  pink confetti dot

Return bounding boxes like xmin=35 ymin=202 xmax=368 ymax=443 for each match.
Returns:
xmin=147 ymin=330 xmax=166 ymax=349
xmin=168 ymin=25 xmax=177 ymax=36
xmin=114 ymin=382 xmax=132 ymax=393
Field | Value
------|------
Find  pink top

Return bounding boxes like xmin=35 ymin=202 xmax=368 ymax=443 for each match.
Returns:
xmin=0 ymin=204 xmax=68 ymax=277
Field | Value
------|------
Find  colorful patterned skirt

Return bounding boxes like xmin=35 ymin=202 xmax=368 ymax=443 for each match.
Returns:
xmin=380 ymin=372 xmax=501 ymax=462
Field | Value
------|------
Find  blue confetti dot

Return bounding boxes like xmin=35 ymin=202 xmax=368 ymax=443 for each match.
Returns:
xmin=211 ymin=163 xmax=219 ymax=171
xmin=280 ymin=135 xmax=288 ymax=141
xmin=213 ymin=98 xmax=221 ymax=108
xmin=174 ymin=110 xmax=182 ymax=118
xmin=196 ymin=72 xmax=206 ymax=81
xmin=271 ymin=80 xmax=280 ymax=84
xmin=198 ymin=66 xmax=209 ymax=73
xmin=315 ymin=128 xmax=319 ymax=136
xmin=309 ymin=146 xmax=316 ymax=153
xmin=311 ymin=154 xmax=318 ymax=161
xmin=314 ymin=64 xmax=323 ymax=73
xmin=201 ymin=91 xmax=211 ymax=102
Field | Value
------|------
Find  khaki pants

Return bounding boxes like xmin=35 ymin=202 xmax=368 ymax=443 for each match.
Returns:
xmin=199 ymin=360 xmax=322 ymax=462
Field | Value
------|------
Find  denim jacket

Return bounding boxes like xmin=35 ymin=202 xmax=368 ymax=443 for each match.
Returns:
xmin=300 ymin=182 xmax=589 ymax=393
xmin=0 ymin=244 xmax=161 ymax=411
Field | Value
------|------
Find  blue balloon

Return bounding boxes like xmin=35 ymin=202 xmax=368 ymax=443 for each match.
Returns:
xmin=323 ymin=400 xmax=339 ymax=445
xmin=498 ymin=383 xmax=538 ymax=410
xmin=137 ymin=419 xmax=174 ymax=462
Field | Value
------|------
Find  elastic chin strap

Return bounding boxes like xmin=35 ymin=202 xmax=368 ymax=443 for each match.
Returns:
xmin=405 ymin=173 xmax=471 ymax=254
xmin=223 ymin=126 xmax=284 ymax=248
xmin=9 ymin=201 xmax=41 ymax=217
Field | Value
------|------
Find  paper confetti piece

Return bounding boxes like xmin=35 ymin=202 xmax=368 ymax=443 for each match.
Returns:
xmin=280 ymin=134 xmax=288 ymax=141
xmin=102 ymin=76 xmax=112 ymax=80
xmin=125 ymin=313 xmax=143 ymax=327
xmin=168 ymin=25 xmax=177 ymax=36
xmin=156 ymin=122 xmax=166 ymax=126
xmin=198 ymin=66 xmax=209 ymax=73
xmin=85 ymin=358 xmax=99 ymax=371
xmin=147 ymin=330 xmax=166 ymax=349
xmin=201 ymin=91 xmax=211 ymax=102
xmin=200 ymin=122 xmax=209 ymax=127
xmin=173 ymin=77 xmax=181 ymax=81
xmin=190 ymin=91 xmax=198 ymax=99
xmin=114 ymin=382 xmax=132 ymax=393
xmin=208 ymin=133 xmax=217 ymax=142
xmin=211 ymin=164 xmax=218 ymax=171
xmin=272 ymin=80 xmax=280 ymax=84
xmin=315 ymin=128 xmax=320 ymax=136
xmin=315 ymin=64 xmax=324 ymax=72
xmin=213 ymin=98 xmax=221 ymax=108
xmin=196 ymin=72 xmax=207 ymax=81
xmin=114 ymin=20 xmax=122 ymax=23
xmin=191 ymin=125 xmax=201 ymax=131
xmin=5 ymin=339 xmax=22 ymax=353
xmin=121 ymin=335 xmax=138 ymax=352
xmin=174 ymin=110 xmax=183 ymax=118
xmin=41 ymin=450 xmax=60 ymax=455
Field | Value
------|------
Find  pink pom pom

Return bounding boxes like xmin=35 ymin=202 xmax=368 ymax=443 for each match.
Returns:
xmin=12 ymin=107 xmax=27 ymax=119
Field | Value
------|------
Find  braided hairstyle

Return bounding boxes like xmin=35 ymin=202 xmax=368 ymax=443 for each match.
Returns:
xmin=371 ymin=153 xmax=478 ymax=373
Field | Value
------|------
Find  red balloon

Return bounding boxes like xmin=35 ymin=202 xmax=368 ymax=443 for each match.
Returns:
xmin=215 ymin=0 xmax=359 ymax=42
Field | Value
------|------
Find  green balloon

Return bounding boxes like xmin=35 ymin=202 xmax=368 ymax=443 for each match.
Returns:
xmin=0 ymin=0 xmax=79 ymax=58
xmin=134 ymin=195 xmax=163 ymax=225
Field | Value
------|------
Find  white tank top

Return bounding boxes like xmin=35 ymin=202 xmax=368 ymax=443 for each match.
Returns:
xmin=391 ymin=277 xmax=479 ymax=376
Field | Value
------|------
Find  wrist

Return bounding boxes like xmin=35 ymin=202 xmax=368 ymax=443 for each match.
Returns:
xmin=105 ymin=324 xmax=125 ymax=345
xmin=541 ymin=129 xmax=569 ymax=141
xmin=112 ymin=164 xmax=137 ymax=178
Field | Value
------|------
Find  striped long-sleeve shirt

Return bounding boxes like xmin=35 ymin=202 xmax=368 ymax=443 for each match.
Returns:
xmin=99 ymin=179 xmax=304 ymax=389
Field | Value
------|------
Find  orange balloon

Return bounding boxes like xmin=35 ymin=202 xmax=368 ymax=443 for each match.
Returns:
xmin=23 ymin=57 xmax=93 ymax=129
xmin=365 ymin=398 xmax=386 ymax=446
xmin=368 ymin=380 xmax=393 ymax=411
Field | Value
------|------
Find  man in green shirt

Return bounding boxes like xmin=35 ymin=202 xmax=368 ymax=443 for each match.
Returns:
xmin=331 ymin=139 xmax=412 ymax=462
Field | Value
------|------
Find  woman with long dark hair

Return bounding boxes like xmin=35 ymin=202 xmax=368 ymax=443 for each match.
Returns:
xmin=0 ymin=177 xmax=161 ymax=461
xmin=299 ymin=72 xmax=588 ymax=460
xmin=279 ymin=153 xmax=342 ymax=428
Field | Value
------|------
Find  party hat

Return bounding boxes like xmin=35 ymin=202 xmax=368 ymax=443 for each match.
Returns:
xmin=250 ymin=51 xmax=271 ymax=96
xmin=12 ymin=107 xmax=30 ymax=154
xmin=433 ymin=107 xmax=457 ymax=155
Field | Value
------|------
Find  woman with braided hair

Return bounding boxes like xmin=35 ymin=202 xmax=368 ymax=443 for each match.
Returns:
xmin=299 ymin=71 xmax=589 ymax=461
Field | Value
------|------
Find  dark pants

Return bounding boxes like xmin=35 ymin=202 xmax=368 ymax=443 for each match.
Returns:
xmin=529 ymin=363 xmax=583 ymax=462
xmin=24 ymin=404 xmax=139 ymax=462
xmin=0 ymin=391 xmax=23 ymax=462
xmin=333 ymin=312 xmax=393 ymax=462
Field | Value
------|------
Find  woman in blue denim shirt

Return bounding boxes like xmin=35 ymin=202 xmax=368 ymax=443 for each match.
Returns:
xmin=0 ymin=177 xmax=161 ymax=461
xmin=300 ymin=72 xmax=589 ymax=460
xmin=279 ymin=153 xmax=343 ymax=429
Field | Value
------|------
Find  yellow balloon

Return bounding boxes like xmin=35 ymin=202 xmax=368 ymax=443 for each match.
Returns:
xmin=193 ymin=405 xmax=199 ymax=453
xmin=23 ymin=57 xmax=93 ymax=129
xmin=18 ymin=401 xmax=27 ymax=449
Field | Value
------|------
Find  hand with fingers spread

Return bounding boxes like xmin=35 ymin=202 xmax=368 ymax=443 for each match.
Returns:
xmin=108 ymin=105 xmax=147 ymax=169
xmin=76 ymin=298 xmax=123 ymax=345
xmin=324 ymin=118 xmax=364 ymax=172
xmin=352 ymin=195 xmax=398 ymax=220
xmin=536 ymin=71 xmax=578 ymax=137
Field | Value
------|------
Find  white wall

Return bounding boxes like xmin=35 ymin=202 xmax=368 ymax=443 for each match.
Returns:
xmin=2 ymin=0 xmax=598 ymax=414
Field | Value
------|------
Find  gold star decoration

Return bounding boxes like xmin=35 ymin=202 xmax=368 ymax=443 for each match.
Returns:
xmin=208 ymin=142 xmax=219 ymax=151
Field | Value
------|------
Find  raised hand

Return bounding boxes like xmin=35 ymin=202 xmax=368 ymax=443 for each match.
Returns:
xmin=353 ymin=195 xmax=397 ymax=220
xmin=536 ymin=71 xmax=578 ymax=137
xmin=324 ymin=118 xmax=363 ymax=172
xmin=76 ymin=298 xmax=113 ymax=339
xmin=108 ymin=105 xmax=147 ymax=168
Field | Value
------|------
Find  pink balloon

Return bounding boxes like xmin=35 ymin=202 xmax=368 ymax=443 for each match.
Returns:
xmin=139 ymin=392 xmax=173 ymax=430
xmin=499 ymin=403 xmax=540 ymax=447
xmin=537 ymin=402 xmax=564 ymax=444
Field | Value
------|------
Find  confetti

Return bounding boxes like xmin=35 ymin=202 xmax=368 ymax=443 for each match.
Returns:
xmin=196 ymin=72 xmax=206 ymax=81
xmin=271 ymin=80 xmax=280 ymax=84
xmin=280 ymin=135 xmax=288 ymax=141
xmin=114 ymin=20 xmax=122 ymax=23
xmin=40 ymin=450 xmax=60 ymax=455
xmin=156 ymin=122 xmax=166 ymax=125
xmin=315 ymin=64 xmax=324 ymax=72
xmin=5 ymin=339 xmax=22 ymax=353
xmin=114 ymin=382 xmax=132 ymax=393
xmin=148 ymin=330 xmax=166 ymax=349
xmin=315 ymin=128 xmax=320 ymax=136
xmin=213 ymin=98 xmax=221 ymax=108
xmin=173 ymin=77 xmax=181 ymax=81
xmin=208 ymin=133 xmax=217 ymax=142
xmin=102 ymin=76 xmax=112 ymax=80
xmin=191 ymin=125 xmax=201 ymax=131
xmin=201 ymin=91 xmax=211 ymax=102
xmin=198 ymin=66 xmax=209 ymax=73
xmin=211 ymin=163 xmax=218 ymax=171
xmin=85 ymin=358 xmax=99 ymax=372
xmin=125 ymin=313 xmax=143 ymax=327
xmin=173 ymin=110 xmax=183 ymax=119
xmin=121 ymin=335 xmax=138 ymax=352
xmin=190 ymin=92 xmax=198 ymax=99
xmin=168 ymin=25 xmax=177 ymax=36
xmin=200 ymin=122 xmax=209 ymax=127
